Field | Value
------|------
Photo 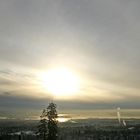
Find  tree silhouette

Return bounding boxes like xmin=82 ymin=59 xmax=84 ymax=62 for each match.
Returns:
xmin=47 ymin=102 xmax=58 ymax=140
xmin=38 ymin=103 xmax=58 ymax=140
xmin=38 ymin=109 xmax=48 ymax=140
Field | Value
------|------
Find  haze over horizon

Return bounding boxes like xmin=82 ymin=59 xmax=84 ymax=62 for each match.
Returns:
xmin=0 ymin=0 xmax=140 ymax=116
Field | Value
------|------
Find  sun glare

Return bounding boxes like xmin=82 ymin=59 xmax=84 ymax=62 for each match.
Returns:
xmin=39 ymin=67 xmax=80 ymax=98
xmin=57 ymin=117 xmax=69 ymax=122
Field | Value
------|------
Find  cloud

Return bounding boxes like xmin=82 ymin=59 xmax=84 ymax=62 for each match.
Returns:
xmin=0 ymin=0 xmax=140 ymax=111
xmin=0 ymin=93 xmax=139 ymax=112
xmin=2 ymin=92 xmax=11 ymax=96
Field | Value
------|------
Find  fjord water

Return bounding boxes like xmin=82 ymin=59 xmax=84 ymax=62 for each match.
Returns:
xmin=0 ymin=109 xmax=140 ymax=120
xmin=59 ymin=109 xmax=140 ymax=120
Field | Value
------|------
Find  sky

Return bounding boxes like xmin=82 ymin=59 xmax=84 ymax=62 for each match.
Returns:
xmin=0 ymin=0 xmax=140 ymax=116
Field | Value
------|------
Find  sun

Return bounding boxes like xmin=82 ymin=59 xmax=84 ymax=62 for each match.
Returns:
xmin=39 ymin=67 xmax=80 ymax=98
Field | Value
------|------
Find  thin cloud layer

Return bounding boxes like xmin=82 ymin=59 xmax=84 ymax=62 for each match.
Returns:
xmin=0 ymin=0 xmax=140 ymax=111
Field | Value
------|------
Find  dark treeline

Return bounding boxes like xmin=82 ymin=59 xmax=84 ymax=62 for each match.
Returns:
xmin=59 ymin=125 xmax=140 ymax=140
xmin=0 ymin=125 xmax=140 ymax=140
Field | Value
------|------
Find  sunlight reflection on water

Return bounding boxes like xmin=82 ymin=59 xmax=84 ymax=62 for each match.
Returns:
xmin=1 ymin=109 xmax=140 ymax=121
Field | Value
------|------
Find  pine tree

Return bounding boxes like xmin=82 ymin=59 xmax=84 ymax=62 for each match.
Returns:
xmin=47 ymin=103 xmax=58 ymax=140
xmin=38 ymin=103 xmax=58 ymax=140
xmin=38 ymin=109 xmax=48 ymax=140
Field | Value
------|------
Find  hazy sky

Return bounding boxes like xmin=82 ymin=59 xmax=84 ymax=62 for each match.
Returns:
xmin=0 ymin=0 xmax=140 ymax=113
